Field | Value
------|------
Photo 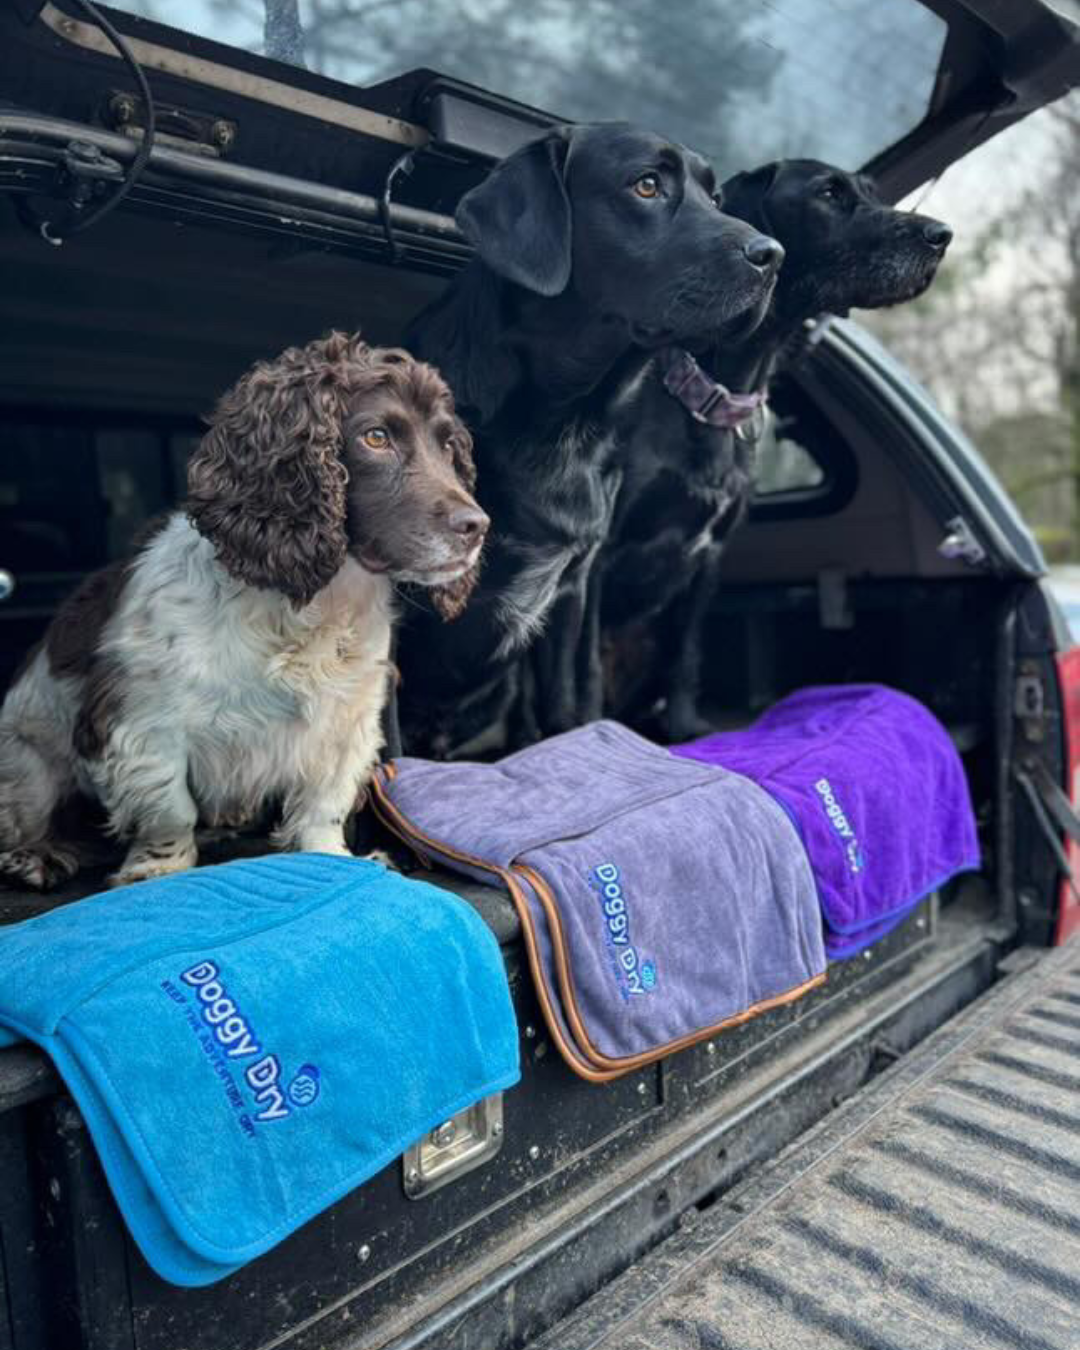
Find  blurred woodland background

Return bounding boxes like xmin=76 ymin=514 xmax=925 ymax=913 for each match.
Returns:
xmin=866 ymin=92 xmax=1080 ymax=561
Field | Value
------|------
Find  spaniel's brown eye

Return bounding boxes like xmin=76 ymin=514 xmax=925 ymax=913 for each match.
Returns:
xmin=633 ymin=173 xmax=661 ymax=199
xmin=361 ymin=427 xmax=390 ymax=451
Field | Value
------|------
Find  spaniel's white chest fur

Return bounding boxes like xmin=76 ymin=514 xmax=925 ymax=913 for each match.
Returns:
xmin=96 ymin=515 xmax=394 ymax=859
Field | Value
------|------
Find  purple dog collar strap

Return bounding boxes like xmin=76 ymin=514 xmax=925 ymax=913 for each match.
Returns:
xmin=660 ymin=348 xmax=765 ymax=431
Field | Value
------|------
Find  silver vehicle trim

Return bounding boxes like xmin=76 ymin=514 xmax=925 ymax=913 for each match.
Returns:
xmin=39 ymin=2 xmax=428 ymax=149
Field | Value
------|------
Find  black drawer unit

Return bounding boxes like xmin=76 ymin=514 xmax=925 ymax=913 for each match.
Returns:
xmin=0 ymin=858 xmax=1004 ymax=1350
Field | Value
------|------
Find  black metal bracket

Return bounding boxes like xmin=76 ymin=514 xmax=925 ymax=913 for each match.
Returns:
xmin=15 ymin=139 xmax=125 ymax=244
xmin=15 ymin=0 xmax=157 ymax=244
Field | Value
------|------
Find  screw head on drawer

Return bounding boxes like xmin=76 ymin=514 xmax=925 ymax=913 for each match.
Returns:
xmin=431 ymin=1120 xmax=457 ymax=1149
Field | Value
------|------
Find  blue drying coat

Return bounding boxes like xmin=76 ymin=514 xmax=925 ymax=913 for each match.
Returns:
xmin=0 ymin=854 xmax=519 ymax=1286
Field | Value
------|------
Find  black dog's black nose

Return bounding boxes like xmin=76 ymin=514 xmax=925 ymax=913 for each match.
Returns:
xmin=448 ymin=504 xmax=489 ymax=542
xmin=922 ymin=220 xmax=952 ymax=251
xmin=744 ymin=235 xmax=785 ymax=273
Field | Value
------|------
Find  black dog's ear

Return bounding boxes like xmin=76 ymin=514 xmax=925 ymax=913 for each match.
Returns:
xmin=407 ymin=267 xmax=522 ymax=425
xmin=456 ymin=130 xmax=573 ymax=297
xmin=720 ymin=162 xmax=781 ymax=234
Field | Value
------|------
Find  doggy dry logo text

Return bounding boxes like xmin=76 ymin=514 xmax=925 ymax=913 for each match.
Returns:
xmin=815 ymin=778 xmax=865 ymax=875
xmin=590 ymin=863 xmax=657 ymax=1001
xmin=159 ymin=960 xmax=320 ymax=1138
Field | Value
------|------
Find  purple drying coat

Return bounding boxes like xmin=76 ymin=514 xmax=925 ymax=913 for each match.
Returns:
xmin=373 ymin=721 xmax=826 ymax=1081
xmin=673 ymin=685 xmax=980 ymax=958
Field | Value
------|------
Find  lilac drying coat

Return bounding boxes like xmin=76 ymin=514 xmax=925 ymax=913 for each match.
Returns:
xmin=372 ymin=721 xmax=825 ymax=1082
xmin=673 ymin=685 xmax=980 ymax=958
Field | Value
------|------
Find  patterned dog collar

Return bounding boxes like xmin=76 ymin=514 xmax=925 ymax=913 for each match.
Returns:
xmin=660 ymin=348 xmax=765 ymax=433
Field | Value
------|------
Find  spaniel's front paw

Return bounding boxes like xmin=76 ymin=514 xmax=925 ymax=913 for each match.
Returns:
xmin=110 ymin=839 xmax=198 ymax=888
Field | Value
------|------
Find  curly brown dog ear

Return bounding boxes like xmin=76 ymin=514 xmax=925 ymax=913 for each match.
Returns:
xmin=187 ymin=331 xmax=354 ymax=606
xmin=187 ymin=331 xmax=488 ymax=609
xmin=0 ymin=332 xmax=486 ymax=894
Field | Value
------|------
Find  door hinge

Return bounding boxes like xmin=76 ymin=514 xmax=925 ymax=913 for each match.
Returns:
xmin=1015 ymin=663 xmax=1046 ymax=742
xmin=105 ymin=91 xmax=237 ymax=157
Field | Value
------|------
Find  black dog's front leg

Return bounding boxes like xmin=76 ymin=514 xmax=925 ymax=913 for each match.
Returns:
xmin=664 ymin=548 xmax=721 ymax=744
xmin=530 ymin=574 xmax=589 ymax=737
xmin=529 ymin=532 xmax=613 ymax=738
xmin=575 ymin=558 xmax=608 ymax=725
xmin=665 ymin=439 xmax=754 ymax=744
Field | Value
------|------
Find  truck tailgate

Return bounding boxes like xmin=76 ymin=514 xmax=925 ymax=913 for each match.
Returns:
xmin=535 ymin=939 xmax=1080 ymax=1350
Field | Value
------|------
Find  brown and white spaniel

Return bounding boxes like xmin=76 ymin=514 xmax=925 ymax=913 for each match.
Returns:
xmin=0 ymin=332 xmax=486 ymax=890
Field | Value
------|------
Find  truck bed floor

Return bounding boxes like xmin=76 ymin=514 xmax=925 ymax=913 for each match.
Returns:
xmin=535 ymin=939 xmax=1080 ymax=1350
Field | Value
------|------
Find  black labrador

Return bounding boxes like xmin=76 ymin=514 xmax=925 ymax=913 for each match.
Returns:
xmin=397 ymin=122 xmax=782 ymax=757
xmin=600 ymin=159 xmax=953 ymax=740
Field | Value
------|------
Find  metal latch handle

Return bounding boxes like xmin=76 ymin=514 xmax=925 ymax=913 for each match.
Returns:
xmin=402 ymin=1092 xmax=504 ymax=1199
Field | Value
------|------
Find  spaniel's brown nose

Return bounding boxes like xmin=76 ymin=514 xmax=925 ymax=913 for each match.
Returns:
xmin=448 ymin=503 xmax=489 ymax=543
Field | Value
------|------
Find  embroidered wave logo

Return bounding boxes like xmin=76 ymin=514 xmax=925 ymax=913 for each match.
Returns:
xmin=163 ymin=960 xmax=322 ymax=1130
xmin=288 ymin=1064 xmax=321 ymax=1107
xmin=814 ymin=778 xmax=865 ymax=874
xmin=589 ymin=863 xmax=658 ymax=1001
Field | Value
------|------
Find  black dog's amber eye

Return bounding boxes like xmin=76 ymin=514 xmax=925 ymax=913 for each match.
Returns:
xmin=362 ymin=427 xmax=390 ymax=451
xmin=633 ymin=173 xmax=662 ymax=199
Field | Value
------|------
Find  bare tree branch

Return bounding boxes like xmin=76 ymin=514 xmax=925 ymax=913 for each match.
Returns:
xmin=264 ymin=0 xmax=307 ymax=65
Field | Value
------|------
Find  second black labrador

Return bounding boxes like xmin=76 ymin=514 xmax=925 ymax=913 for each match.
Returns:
xmin=397 ymin=122 xmax=782 ymax=757
xmin=600 ymin=159 xmax=952 ymax=740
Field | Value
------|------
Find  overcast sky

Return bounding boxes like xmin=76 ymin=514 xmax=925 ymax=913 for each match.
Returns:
xmin=126 ymin=0 xmax=1066 ymax=249
xmin=902 ymin=104 xmax=1057 ymax=239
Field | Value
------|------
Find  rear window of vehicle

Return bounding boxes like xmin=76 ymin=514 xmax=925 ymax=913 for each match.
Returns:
xmin=751 ymin=376 xmax=857 ymax=517
xmin=112 ymin=0 xmax=947 ymax=173
xmin=755 ymin=427 xmax=825 ymax=497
